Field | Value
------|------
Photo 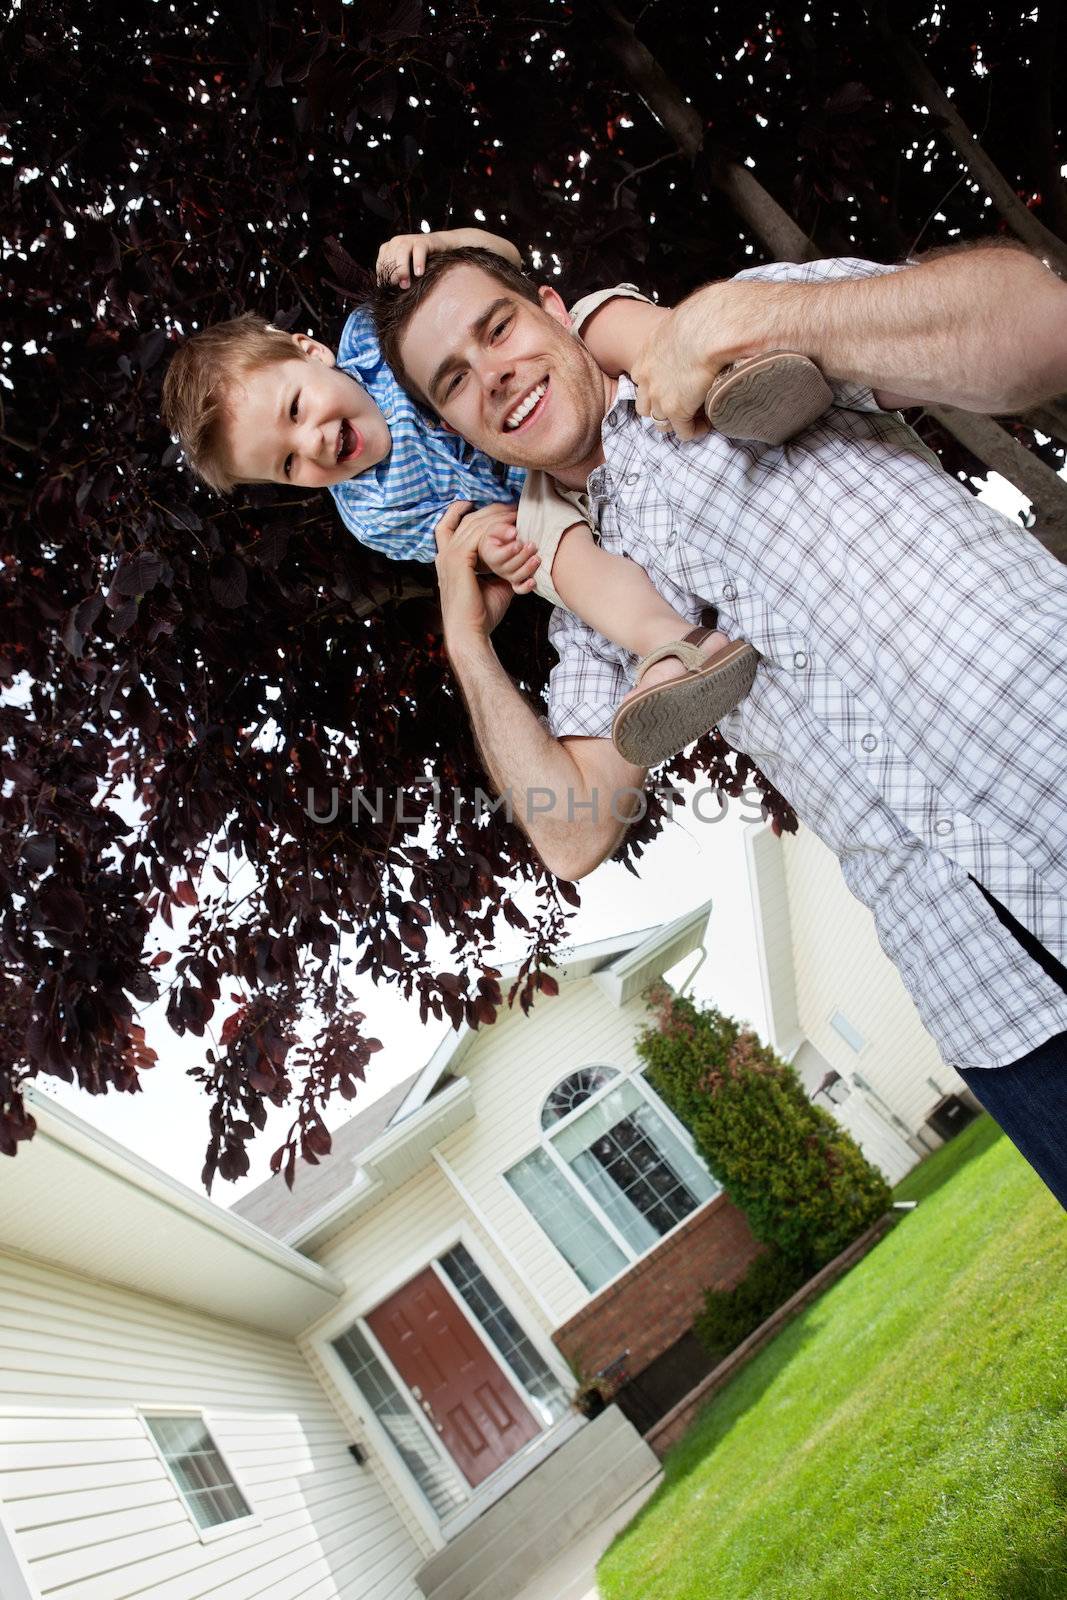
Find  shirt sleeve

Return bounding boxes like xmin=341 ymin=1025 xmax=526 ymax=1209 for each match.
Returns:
xmin=729 ymin=256 xmax=914 ymax=414
xmin=329 ymin=485 xmax=443 ymax=564
xmin=545 ymin=603 xmax=634 ymax=740
xmin=568 ymin=283 xmax=654 ymax=334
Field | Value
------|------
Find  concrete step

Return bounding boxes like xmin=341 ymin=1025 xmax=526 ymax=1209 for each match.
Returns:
xmin=416 ymin=1406 xmax=661 ymax=1600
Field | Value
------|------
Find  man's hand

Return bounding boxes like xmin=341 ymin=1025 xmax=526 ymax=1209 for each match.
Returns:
xmin=434 ymin=501 xmax=519 ymax=645
xmin=630 ymin=282 xmax=766 ymax=441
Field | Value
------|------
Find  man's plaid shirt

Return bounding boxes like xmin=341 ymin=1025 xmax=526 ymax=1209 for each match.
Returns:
xmin=545 ymin=257 xmax=1067 ymax=1071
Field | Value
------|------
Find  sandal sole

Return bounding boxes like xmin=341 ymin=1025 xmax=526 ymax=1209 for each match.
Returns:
xmin=705 ymin=352 xmax=833 ymax=445
xmin=612 ymin=642 xmax=760 ymax=766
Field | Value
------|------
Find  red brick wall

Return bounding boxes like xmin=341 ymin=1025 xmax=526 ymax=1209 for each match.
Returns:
xmin=552 ymin=1194 xmax=763 ymax=1382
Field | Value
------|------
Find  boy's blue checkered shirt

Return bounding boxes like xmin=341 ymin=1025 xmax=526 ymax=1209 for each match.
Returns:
xmin=327 ymin=307 xmax=526 ymax=562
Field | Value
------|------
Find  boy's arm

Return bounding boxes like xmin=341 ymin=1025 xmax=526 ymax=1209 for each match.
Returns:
xmin=377 ymin=227 xmax=521 ymax=287
xmin=577 ymin=293 xmax=670 ymax=379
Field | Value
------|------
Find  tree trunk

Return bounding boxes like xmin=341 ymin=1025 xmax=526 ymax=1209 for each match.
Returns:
xmin=924 ymin=406 xmax=1067 ymax=560
xmin=870 ymin=5 xmax=1067 ymax=277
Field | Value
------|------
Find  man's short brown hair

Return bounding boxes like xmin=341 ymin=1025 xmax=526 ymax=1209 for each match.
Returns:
xmin=160 ymin=313 xmax=302 ymax=493
xmin=372 ymin=246 xmax=540 ymax=407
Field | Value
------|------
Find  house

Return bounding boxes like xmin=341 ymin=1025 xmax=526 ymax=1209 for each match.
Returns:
xmin=746 ymin=821 xmax=981 ymax=1182
xmin=0 ymin=863 xmax=979 ymax=1600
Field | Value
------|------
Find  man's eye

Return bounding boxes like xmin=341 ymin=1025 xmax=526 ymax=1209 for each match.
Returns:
xmin=491 ymin=317 xmax=512 ymax=340
xmin=445 ymin=371 xmax=465 ymax=397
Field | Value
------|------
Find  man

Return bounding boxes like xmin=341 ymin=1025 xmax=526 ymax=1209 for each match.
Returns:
xmin=371 ymin=241 xmax=1067 ymax=1206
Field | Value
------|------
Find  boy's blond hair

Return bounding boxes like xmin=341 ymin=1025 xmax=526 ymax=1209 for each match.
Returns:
xmin=160 ymin=313 xmax=301 ymax=493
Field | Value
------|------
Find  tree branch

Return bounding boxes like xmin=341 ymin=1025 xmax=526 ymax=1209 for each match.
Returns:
xmin=869 ymin=4 xmax=1067 ymax=276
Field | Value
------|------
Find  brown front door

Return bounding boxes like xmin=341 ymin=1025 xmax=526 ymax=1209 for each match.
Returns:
xmin=366 ymin=1266 xmax=541 ymax=1488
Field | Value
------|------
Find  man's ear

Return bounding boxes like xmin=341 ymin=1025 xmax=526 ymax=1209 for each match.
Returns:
xmin=438 ymin=417 xmax=459 ymax=434
xmin=290 ymin=331 xmax=336 ymax=367
xmin=537 ymin=284 xmax=572 ymax=329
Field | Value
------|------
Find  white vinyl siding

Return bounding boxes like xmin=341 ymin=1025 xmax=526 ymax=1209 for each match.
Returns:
xmin=781 ymin=824 xmax=964 ymax=1125
xmin=0 ymin=1249 xmax=425 ymax=1600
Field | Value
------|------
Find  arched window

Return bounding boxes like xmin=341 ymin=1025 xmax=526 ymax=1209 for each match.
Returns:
xmin=505 ymin=1065 xmax=721 ymax=1294
xmin=541 ymin=1066 xmax=619 ymax=1129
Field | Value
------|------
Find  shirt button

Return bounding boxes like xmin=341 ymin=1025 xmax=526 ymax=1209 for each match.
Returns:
xmin=861 ymin=733 xmax=878 ymax=752
xmin=793 ymin=651 xmax=807 ymax=669
xmin=722 ymin=583 xmax=737 ymax=601
xmin=607 ymin=410 xmax=619 ymax=428
xmin=935 ymin=818 xmax=953 ymax=835
xmin=625 ymin=472 xmax=640 ymax=485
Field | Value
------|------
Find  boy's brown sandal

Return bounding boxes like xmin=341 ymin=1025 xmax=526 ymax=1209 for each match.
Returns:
xmin=705 ymin=351 xmax=833 ymax=445
xmin=611 ymin=627 xmax=760 ymax=766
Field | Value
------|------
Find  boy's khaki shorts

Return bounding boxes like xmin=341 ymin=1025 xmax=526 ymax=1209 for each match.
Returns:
xmin=515 ymin=282 xmax=652 ymax=607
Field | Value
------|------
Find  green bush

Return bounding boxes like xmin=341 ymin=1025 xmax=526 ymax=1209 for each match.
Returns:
xmin=637 ymin=987 xmax=891 ymax=1271
xmin=694 ymin=1247 xmax=809 ymax=1363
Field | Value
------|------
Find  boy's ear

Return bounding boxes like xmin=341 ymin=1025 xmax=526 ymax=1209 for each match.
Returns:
xmin=290 ymin=331 xmax=336 ymax=367
xmin=537 ymin=285 xmax=572 ymax=329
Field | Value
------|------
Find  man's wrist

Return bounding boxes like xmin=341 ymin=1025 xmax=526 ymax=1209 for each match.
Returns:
xmin=443 ymin=623 xmax=495 ymax=674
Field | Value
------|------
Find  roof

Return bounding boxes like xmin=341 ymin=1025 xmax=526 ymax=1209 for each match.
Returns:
xmin=231 ymin=901 xmax=713 ymax=1249
xmin=229 ymin=1069 xmax=420 ymax=1238
xmin=2 ymin=1088 xmax=344 ymax=1338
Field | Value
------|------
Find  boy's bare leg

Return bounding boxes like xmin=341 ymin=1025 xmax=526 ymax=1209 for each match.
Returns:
xmin=550 ymin=524 xmax=730 ymax=692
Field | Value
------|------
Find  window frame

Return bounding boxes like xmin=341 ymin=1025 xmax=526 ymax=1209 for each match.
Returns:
xmin=137 ymin=1406 xmax=260 ymax=1545
xmin=502 ymin=1061 xmax=723 ymax=1300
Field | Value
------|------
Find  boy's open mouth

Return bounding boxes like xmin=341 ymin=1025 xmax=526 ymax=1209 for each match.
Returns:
xmin=502 ymin=377 xmax=549 ymax=433
xmin=337 ymin=418 xmax=362 ymax=464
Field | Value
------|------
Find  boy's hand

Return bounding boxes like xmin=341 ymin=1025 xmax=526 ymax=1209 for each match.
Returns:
xmin=377 ymin=228 xmax=522 ymax=288
xmin=476 ymin=521 xmax=541 ymax=596
xmin=377 ymin=232 xmax=442 ymax=288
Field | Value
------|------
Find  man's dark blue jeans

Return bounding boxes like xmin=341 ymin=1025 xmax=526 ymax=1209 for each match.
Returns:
xmin=956 ymin=879 xmax=1067 ymax=1209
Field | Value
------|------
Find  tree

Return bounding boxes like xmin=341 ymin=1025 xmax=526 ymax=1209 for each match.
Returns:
xmin=2 ymin=1 xmax=1063 ymax=1186
xmin=637 ymin=987 xmax=892 ymax=1269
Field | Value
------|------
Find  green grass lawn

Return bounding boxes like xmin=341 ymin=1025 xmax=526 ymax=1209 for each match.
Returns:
xmin=597 ymin=1116 xmax=1067 ymax=1600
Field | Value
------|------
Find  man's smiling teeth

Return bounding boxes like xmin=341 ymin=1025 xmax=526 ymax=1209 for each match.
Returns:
xmin=504 ymin=382 xmax=546 ymax=430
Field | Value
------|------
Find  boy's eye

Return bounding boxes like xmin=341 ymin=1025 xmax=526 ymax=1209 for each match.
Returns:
xmin=290 ymin=394 xmax=299 ymax=421
xmin=283 ymin=453 xmax=293 ymax=478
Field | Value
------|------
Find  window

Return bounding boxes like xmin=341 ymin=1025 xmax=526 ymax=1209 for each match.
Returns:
xmin=505 ymin=1145 xmax=628 ymax=1292
xmin=541 ymin=1065 xmax=618 ymax=1128
xmin=830 ymin=1010 xmax=866 ymax=1053
xmin=438 ymin=1243 xmax=569 ymax=1424
xmin=506 ymin=1067 xmax=721 ymax=1293
xmin=143 ymin=1414 xmax=252 ymax=1532
xmin=332 ymin=1323 xmax=467 ymax=1518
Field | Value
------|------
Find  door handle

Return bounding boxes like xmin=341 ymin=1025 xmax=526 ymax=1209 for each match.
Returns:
xmin=418 ymin=1397 xmax=444 ymax=1433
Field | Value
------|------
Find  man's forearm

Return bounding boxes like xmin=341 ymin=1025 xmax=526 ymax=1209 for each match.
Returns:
xmin=735 ymin=244 xmax=1067 ymax=413
xmin=445 ymin=632 xmax=631 ymax=879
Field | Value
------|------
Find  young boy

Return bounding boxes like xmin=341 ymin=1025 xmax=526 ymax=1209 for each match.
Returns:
xmin=160 ymin=228 xmax=831 ymax=765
